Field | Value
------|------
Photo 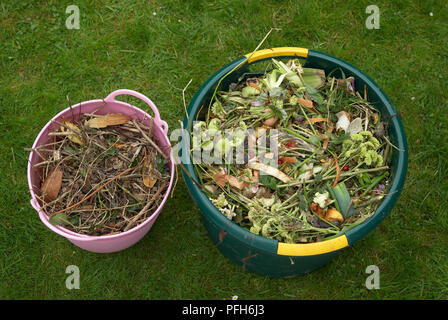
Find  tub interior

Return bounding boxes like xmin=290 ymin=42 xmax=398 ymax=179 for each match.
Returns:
xmin=28 ymin=99 xmax=173 ymax=232
xmin=184 ymin=53 xmax=407 ymax=247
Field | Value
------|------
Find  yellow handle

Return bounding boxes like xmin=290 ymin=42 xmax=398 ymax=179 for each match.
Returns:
xmin=277 ymin=235 xmax=348 ymax=256
xmin=244 ymin=47 xmax=308 ymax=63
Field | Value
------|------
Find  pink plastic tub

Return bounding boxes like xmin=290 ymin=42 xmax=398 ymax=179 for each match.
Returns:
xmin=27 ymin=89 xmax=175 ymax=253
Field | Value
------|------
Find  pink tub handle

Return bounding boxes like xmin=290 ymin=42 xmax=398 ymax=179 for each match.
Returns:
xmin=104 ymin=89 xmax=169 ymax=135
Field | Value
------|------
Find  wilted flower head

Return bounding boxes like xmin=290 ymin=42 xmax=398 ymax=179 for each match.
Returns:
xmin=313 ymin=191 xmax=329 ymax=208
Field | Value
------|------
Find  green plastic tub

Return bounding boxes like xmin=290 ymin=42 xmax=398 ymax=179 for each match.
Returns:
xmin=181 ymin=47 xmax=408 ymax=278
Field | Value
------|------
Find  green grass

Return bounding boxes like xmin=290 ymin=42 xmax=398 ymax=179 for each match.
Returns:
xmin=0 ymin=0 xmax=447 ymax=299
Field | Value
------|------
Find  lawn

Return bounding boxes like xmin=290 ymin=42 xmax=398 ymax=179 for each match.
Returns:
xmin=0 ymin=0 xmax=447 ymax=299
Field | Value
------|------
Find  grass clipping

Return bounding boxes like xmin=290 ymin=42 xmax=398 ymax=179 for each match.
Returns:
xmin=31 ymin=110 xmax=171 ymax=236
xmin=192 ymin=58 xmax=396 ymax=244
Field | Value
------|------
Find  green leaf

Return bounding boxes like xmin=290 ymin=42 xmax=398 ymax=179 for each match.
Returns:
xmin=106 ymin=136 xmax=118 ymax=143
xmin=259 ymin=174 xmax=280 ymax=190
xmin=298 ymin=194 xmax=309 ymax=211
xmin=359 ymin=172 xmax=389 ymax=198
xmin=268 ymin=100 xmax=287 ymax=120
xmin=330 ymin=132 xmax=351 ymax=145
xmin=314 ymin=103 xmax=328 ymax=113
xmin=309 ymin=135 xmax=321 ymax=146
xmin=100 ymin=147 xmax=118 ymax=159
xmin=129 ymin=158 xmax=139 ymax=168
xmin=70 ymin=216 xmax=80 ymax=225
xmin=326 ymin=183 xmax=341 ymax=213
xmin=49 ymin=212 xmax=70 ymax=226
xmin=332 ymin=182 xmax=355 ymax=218
xmin=212 ymin=100 xmax=226 ymax=117
xmin=357 ymin=173 xmax=372 ymax=188
xmin=302 ymin=68 xmax=325 ymax=89
xmin=63 ymin=145 xmax=77 ymax=155
xmin=305 ymin=83 xmax=325 ymax=104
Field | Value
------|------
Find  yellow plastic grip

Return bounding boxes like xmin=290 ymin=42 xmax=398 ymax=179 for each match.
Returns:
xmin=277 ymin=235 xmax=349 ymax=256
xmin=244 ymin=47 xmax=308 ymax=63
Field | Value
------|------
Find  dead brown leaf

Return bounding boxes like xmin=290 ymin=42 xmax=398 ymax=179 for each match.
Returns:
xmin=41 ymin=167 xmax=63 ymax=202
xmin=213 ymin=168 xmax=227 ymax=187
xmin=279 ymin=156 xmax=297 ymax=164
xmin=263 ymin=117 xmax=278 ymax=127
xmin=143 ymin=175 xmax=157 ymax=188
xmin=61 ymin=121 xmax=84 ymax=145
xmin=86 ymin=113 xmax=131 ymax=129
xmin=297 ymin=98 xmax=313 ymax=108
xmin=225 ymin=175 xmax=247 ymax=190
xmin=310 ymin=202 xmax=326 ymax=218
xmin=113 ymin=143 xmax=126 ymax=149
xmin=142 ymin=155 xmax=157 ymax=188
xmin=325 ymin=208 xmax=344 ymax=223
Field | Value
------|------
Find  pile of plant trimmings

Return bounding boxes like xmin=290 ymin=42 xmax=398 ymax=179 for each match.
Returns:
xmin=191 ymin=58 xmax=394 ymax=243
xmin=30 ymin=108 xmax=171 ymax=236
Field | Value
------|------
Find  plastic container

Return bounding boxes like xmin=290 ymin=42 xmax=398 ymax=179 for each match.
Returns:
xmin=181 ymin=47 xmax=408 ymax=277
xmin=28 ymin=89 xmax=175 ymax=253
